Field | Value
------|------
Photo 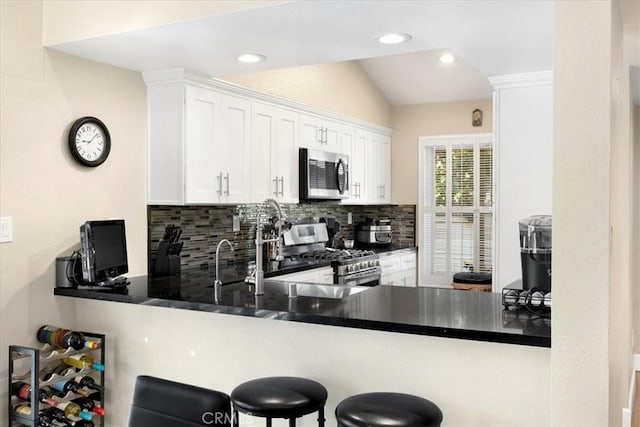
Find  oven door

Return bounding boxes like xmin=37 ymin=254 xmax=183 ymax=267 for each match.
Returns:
xmin=300 ymin=148 xmax=349 ymax=200
xmin=337 ymin=268 xmax=381 ymax=286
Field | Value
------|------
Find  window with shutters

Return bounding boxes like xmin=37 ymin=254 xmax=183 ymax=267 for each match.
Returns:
xmin=419 ymin=134 xmax=493 ymax=286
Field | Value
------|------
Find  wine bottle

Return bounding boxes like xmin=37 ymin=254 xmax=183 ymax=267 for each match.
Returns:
xmin=51 ymin=379 xmax=91 ymax=397
xmin=13 ymin=404 xmax=54 ymax=427
xmin=74 ymin=375 xmax=103 ymax=391
xmin=86 ymin=391 xmax=102 ymax=403
xmin=11 ymin=382 xmax=58 ymax=406
xmin=56 ymin=402 xmax=93 ymax=421
xmin=37 ymin=325 xmax=100 ymax=350
xmin=71 ymin=397 xmax=106 ymax=416
xmin=63 ymin=354 xmax=105 ymax=371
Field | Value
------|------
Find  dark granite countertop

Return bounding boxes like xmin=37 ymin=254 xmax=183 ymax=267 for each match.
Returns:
xmin=54 ymin=264 xmax=550 ymax=348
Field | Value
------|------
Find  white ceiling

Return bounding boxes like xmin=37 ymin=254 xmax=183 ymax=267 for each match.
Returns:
xmin=47 ymin=0 xmax=553 ymax=105
xmin=359 ymin=50 xmax=494 ymax=105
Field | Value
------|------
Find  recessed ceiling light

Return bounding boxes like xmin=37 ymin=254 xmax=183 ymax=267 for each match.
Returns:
xmin=237 ymin=53 xmax=265 ymax=63
xmin=377 ymin=33 xmax=412 ymax=45
xmin=439 ymin=52 xmax=455 ymax=64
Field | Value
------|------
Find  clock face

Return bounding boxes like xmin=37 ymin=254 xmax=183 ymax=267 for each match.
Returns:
xmin=74 ymin=123 xmax=106 ymax=162
xmin=68 ymin=117 xmax=111 ymax=167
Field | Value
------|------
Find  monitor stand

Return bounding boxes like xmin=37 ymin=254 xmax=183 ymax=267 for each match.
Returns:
xmin=96 ymin=276 xmax=130 ymax=288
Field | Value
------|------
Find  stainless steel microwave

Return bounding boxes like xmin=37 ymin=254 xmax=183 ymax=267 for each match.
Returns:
xmin=299 ymin=148 xmax=349 ymax=200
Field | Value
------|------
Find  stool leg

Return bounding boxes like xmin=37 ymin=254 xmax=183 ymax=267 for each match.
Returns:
xmin=317 ymin=407 xmax=325 ymax=427
xmin=233 ymin=409 xmax=239 ymax=427
xmin=266 ymin=418 xmax=272 ymax=427
xmin=289 ymin=417 xmax=296 ymax=427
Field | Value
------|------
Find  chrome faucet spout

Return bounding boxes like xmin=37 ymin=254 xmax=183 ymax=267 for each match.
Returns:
xmin=247 ymin=198 xmax=286 ymax=296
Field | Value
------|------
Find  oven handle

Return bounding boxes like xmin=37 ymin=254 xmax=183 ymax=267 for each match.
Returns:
xmin=340 ymin=269 xmax=381 ymax=286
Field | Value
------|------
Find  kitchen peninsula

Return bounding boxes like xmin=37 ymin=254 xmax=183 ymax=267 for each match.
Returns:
xmin=55 ymin=264 xmax=550 ymax=348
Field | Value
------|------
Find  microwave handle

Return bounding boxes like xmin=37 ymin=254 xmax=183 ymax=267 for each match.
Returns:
xmin=336 ymin=158 xmax=347 ymax=194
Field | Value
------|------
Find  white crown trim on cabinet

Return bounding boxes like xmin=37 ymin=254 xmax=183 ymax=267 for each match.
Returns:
xmin=488 ymin=71 xmax=553 ymax=90
xmin=143 ymin=68 xmax=392 ymax=135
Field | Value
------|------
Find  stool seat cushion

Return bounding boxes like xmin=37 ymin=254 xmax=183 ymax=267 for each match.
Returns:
xmin=336 ymin=392 xmax=443 ymax=427
xmin=231 ymin=376 xmax=327 ymax=419
xmin=452 ymin=272 xmax=492 ymax=285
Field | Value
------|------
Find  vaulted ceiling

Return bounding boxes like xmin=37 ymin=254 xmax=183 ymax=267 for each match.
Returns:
xmin=48 ymin=0 xmax=554 ymax=105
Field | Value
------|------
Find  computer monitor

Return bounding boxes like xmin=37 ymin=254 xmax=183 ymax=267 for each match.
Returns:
xmin=80 ymin=219 xmax=128 ymax=285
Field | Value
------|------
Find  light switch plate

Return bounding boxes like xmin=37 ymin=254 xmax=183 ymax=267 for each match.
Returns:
xmin=1 ymin=216 xmax=13 ymax=242
xmin=232 ymin=215 xmax=240 ymax=232
xmin=347 ymin=212 xmax=352 ymax=225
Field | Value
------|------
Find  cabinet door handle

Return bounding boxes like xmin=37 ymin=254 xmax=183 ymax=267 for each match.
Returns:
xmin=323 ymin=127 xmax=327 ymax=144
xmin=224 ymin=173 xmax=230 ymax=196
xmin=317 ymin=127 xmax=323 ymax=144
xmin=273 ymin=177 xmax=279 ymax=196
xmin=279 ymin=176 xmax=284 ymax=197
xmin=382 ymin=184 xmax=385 ymax=199
xmin=217 ymin=173 xmax=223 ymax=196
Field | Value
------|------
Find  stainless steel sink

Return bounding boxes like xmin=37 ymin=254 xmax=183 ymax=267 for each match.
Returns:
xmin=263 ymin=280 xmax=370 ymax=300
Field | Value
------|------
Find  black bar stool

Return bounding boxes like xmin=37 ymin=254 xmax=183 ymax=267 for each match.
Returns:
xmin=231 ymin=376 xmax=327 ymax=427
xmin=335 ymin=392 xmax=443 ymax=427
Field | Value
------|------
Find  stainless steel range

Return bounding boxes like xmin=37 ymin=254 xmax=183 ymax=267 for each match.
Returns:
xmin=282 ymin=223 xmax=381 ymax=286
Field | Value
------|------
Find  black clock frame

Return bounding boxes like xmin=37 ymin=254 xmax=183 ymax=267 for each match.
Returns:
xmin=68 ymin=116 xmax=111 ymax=167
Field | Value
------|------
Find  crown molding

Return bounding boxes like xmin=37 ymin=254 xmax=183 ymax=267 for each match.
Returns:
xmin=489 ymin=71 xmax=553 ymax=90
xmin=142 ymin=68 xmax=392 ymax=135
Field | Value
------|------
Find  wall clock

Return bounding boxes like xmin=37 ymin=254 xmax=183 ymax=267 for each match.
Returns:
xmin=68 ymin=116 xmax=111 ymax=167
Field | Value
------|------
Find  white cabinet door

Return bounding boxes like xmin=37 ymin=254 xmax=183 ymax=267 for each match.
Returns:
xmin=251 ymin=102 xmax=278 ymax=202
xmin=351 ymin=128 xmax=368 ymax=203
xmin=367 ymin=132 xmax=391 ymax=204
xmin=274 ymin=108 xmax=299 ymax=203
xmin=183 ymin=88 xmax=251 ymax=204
xmin=218 ymin=94 xmax=252 ymax=204
xmin=251 ymin=102 xmax=299 ymax=203
xmin=184 ymin=85 xmax=223 ymax=204
xmin=300 ymin=114 xmax=340 ymax=152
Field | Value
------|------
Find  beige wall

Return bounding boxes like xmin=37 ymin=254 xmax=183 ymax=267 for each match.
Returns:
xmin=634 ymin=105 xmax=640 ymax=355
xmin=0 ymin=0 xmax=148 ymax=419
xmin=390 ymin=99 xmax=493 ymax=205
xmin=221 ymin=61 xmax=392 ymax=128
xmin=75 ymin=298 xmax=551 ymax=427
xmin=550 ymin=0 xmax=636 ymax=425
xmin=42 ymin=0 xmax=285 ymax=46
xmin=608 ymin=0 xmax=635 ymax=423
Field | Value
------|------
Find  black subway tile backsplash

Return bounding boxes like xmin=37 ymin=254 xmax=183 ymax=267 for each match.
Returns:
xmin=148 ymin=203 xmax=416 ymax=272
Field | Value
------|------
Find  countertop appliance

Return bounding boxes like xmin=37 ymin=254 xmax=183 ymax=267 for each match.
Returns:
xmin=519 ymin=215 xmax=552 ymax=291
xmin=283 ymin=222 xmax=380 ymax=286
xmin=299 ymin=148 xmax=349 ymax=200
xmin=356 ymin=219 xmax=392 ymax=245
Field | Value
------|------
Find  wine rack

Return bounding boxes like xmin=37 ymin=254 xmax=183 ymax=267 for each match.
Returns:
xmin=8 ymin=331 xmax=105 ymax=427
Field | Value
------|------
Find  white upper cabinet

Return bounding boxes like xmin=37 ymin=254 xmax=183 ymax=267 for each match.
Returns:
xmin=343 ymin=127 xmax=367 ymax=204
xmin=184 ymin=85 xmax=223 ymax=204
xmin=344 ymin=129 xmax=391 ymax=205
xmin=300 ymin=114 xmax=340 ymax=152
xmin=217 ymin=94 xmax=252 ymax=204
xmin=251 ymin=102 xmax=299 ymax=203
xmin=145 ymin=69 xmax=391 ymax=206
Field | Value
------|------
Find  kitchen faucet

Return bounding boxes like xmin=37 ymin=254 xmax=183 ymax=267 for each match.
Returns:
xmin=213 ymin=239 xmax=234 ymax=303
xmin=245 ymin=198 xmax=285 ymax=295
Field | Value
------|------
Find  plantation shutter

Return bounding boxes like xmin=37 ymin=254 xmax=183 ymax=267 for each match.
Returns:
xmin=420 ymin=135 xmax=493 ymax=286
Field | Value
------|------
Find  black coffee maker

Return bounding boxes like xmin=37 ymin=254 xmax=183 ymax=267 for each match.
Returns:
xmin=519 ymin=215 xmax=552 ymax=291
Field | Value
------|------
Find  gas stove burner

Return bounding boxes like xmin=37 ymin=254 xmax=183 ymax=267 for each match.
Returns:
xmin=299 ymin=249 xmax=377 ymax=263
